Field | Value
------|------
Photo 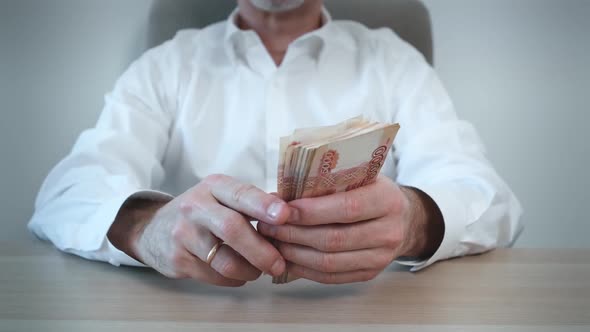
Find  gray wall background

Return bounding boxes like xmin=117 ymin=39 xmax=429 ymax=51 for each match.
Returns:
xmin=1 ymin=0 xmax=588 ymax=247
xmin=422 ymin=0 xmax=589 ymax=248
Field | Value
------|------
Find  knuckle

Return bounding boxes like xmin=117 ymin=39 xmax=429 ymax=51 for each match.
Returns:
xmin=388 ymin=189 xmax=406 ymax=216
xmin=203 ymin=173 xmax=226 ymax=185
xmin=343 ymin=193 xmax=362 ymax=221
xmin=216 ymin=215 xmax=242 ymax=240
xmin=383 ymin=227 xmax=403 ymax=249
xmin=383 ymin=235 xmax=398 ymax=249
xmin=170 ymin=250 xmax=187 ymax=269
xmin=276 ymin=242 xmax=290 ymax=259
xmin=217 ymin=259 xmax=238 ymax=278
xmin=171 ymin=220 xmax=189 ymax=243
xmin=178 ymin=199 xmax=193 ymax=216
xmin=178 ymin=196 xmax=209 ymax=221
xmin=318 ymin=253 xmax=337 ymax=272
xmin=324 ymin=228 xmax=346 ymax=251
xmin=285 ymin=226 xmax=295 ymax=243
xmin=231 ymin=183 xmax=258 ymax=204
xmin=376 ymin=252 xmax=393 ymax=269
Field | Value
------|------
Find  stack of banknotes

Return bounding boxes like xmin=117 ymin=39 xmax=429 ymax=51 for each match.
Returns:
xmin=273 ymin=116 xmax=400 ymax=284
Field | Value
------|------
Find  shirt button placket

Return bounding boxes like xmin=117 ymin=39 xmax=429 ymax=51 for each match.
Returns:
xmin=265 ymin=73 xmax=279 ymax=192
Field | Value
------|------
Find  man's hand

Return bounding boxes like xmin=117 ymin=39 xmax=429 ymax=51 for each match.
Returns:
xmin=108 ymin=174 xmax=293 ymax=287
xmin=257 ymin=175 xmax=444 ymax=284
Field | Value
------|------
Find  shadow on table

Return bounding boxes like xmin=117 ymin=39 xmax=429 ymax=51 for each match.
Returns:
xmin=53 ymin=247 xmax=411 ymax=300
xmin=117 ymin=258 xmax=410 ymax=299
xmin=120 ymin=266 xmax=365 ymax=299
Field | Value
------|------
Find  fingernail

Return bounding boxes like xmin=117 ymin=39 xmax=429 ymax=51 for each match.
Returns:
xmin=267 ymin=202 xmax=284 ymax=222
xmin=287 ymin=207 xmax=300 ymax=223
xmin=270 ymin=259 xmax=286 ymax=277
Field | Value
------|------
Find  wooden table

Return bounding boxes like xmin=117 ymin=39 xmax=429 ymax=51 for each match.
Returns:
xmin=1 ymin=238 xmax=589 ymax=331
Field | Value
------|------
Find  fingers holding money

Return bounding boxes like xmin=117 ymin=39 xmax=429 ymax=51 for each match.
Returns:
xmin=286 ymin=176 xmax=398 ymax=226
xmin=257 ymin=218 xmax=399 ymax=252
xmin=180 ymin=176 xmax=287 ymax=277
xmin=259 ymin=174 xmax=413 ymax=285
xmin=258 ymin=219 xmax=401 ymax=285
xmin=129 ymin=174 xmax=289 ymax=286
xmin=276 ymin=241 xmax=394 ymax=274
xmin=272 ymin=241 xmax=390 ymax=284
xmin=204 ymin=174 xmax=294 ymax=225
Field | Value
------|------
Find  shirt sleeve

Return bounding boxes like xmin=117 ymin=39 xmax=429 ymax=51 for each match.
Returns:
xmin=388 ymin=41 xmax=524 ymax=271
xmin=27 ymin=38 xmax=181 ymax=267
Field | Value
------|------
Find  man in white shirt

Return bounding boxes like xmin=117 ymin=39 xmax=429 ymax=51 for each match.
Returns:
xmin=28 ymin=0 xmax=523 ymax=286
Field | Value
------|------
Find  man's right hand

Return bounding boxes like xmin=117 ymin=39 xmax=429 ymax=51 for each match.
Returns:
xmin=107 ymin=174 xmax=292 ymax=287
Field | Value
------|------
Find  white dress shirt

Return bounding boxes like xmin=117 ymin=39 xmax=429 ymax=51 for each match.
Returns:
xmin=28 ymin=8 xmax=523 ymax=271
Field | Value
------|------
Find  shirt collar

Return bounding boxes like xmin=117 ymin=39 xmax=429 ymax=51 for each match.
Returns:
xmin=223 ymin=6 xmax=343 ymax=66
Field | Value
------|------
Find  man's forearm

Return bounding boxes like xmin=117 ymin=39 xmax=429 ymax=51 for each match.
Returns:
xmin=400 ymin=186 xmax=445 ymax=259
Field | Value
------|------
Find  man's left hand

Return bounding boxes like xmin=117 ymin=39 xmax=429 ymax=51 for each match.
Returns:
xmin=257 ymin=175 xmax=444 ymax=284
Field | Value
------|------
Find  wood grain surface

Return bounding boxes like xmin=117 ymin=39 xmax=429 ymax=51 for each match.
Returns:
xmin=1 ymin=238 xmax=589 ymax=331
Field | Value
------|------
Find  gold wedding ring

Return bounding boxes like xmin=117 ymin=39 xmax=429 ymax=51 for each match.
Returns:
xmin=206 ymin=241 xmax=223 ymax=266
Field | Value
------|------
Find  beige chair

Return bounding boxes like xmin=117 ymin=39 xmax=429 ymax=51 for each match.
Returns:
xmin=147 ymin=0 xmax=433 ymax=65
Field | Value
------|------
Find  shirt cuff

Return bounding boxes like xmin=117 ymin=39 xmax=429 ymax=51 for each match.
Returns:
xmin=88 ymin=189 xmax=174 ymax=267
xmin=394 ymin=183 xmax=466 ymax=272
xmin=105 ymin=238 xmax=146 ymax=267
